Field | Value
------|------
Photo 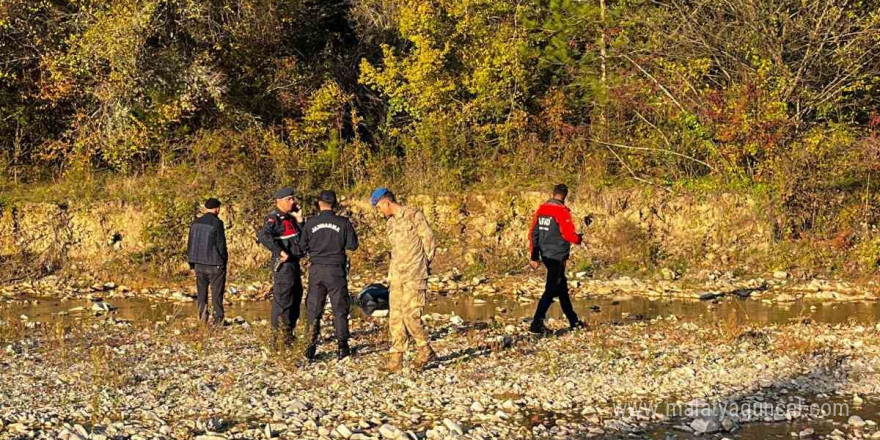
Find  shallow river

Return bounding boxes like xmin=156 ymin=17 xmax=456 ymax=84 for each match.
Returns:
xmin=8 ymin=292 xmax=880 ymax=326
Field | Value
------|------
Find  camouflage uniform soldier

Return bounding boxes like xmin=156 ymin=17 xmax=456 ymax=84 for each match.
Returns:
xmin=371 ymin=188 xmax=437 ymax=372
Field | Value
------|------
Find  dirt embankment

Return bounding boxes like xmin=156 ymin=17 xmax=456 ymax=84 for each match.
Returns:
xmin=0 ymin=189 xmax=781 ymax=287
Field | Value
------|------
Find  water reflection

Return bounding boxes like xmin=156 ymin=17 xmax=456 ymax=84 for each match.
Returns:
xmin=7 ymin=294 xmax=880 ymax=327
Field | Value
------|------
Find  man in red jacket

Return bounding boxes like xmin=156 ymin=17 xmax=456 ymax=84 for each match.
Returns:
xmin=528 ymin=184 xmax=585 ymax=333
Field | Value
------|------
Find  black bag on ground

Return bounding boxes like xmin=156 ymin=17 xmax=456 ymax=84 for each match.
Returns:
xmin=358 ymin=283 xmax=389 ymax=314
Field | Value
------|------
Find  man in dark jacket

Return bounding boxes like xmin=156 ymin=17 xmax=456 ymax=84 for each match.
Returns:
xmin=300 ymin=190 xmax=359 ymax=361
xmin=187 ymin=198 xmax=228 ymax=325
xmin=257 ymin=187 xmax=305 ymax=343
xmin=528 ymin=184 xmax=585 ymax=333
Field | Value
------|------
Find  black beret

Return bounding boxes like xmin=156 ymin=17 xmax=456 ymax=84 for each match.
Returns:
xmin=273 ymin=187 xmax=296 ymax=199
xmin=318 ymin=190 xmax=337 ymax=205
xmin=205 ymin=198 xmax=221 ymax=209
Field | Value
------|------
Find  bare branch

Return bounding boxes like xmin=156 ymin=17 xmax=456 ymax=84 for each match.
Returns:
xmin=590 ymin=138 xmax=716 ymax=172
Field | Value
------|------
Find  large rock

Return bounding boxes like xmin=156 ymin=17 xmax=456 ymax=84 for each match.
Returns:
xmin=501 ymin=399 xmax=518 ymax=412
xmin=721 ymin=417 xmax=737 ymax=432
xmin=849 ymin=415 xmax=867 ymax=428
xmin=336 ymin=424 xmax=353 ymax=439
xmin=91 ymin=301 xmax=116 ymax=312
xmin=379 ymin=424 xmax=405 ymax=439
xmin=690 ymin=417 xmax=721 ymax=434
xmin=799 ymin=427 xmax=815 ymax=438
xmin=442 ymin=419 xmax=464 ymax=435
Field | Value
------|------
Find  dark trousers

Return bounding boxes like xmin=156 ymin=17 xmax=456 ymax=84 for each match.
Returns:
xmin=532 ymin=257 xmax=580 ymax=327
xmin=306 ymin=264 xmax=350 ymax=348
xmin=271 ymin=260 xmax=303 ymax=333
xmin=195 ymin=264 xmax=227 ymax=324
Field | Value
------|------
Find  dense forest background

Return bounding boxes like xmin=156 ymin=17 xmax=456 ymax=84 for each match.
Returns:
xmin=2 ymin=0 xmax=880 ymax=277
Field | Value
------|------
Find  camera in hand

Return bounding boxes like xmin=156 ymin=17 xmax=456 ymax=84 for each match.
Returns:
xmin=583 ymin=214 xmax=594 ymax=227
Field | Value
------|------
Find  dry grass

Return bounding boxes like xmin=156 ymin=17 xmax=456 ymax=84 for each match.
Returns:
xmin=0 ymin=307 xmax=29 ymax=344
xmin=716 ymin=309 xmax=748 ymax=342
xmin=772 ymin=325 xmax=823 ymax=357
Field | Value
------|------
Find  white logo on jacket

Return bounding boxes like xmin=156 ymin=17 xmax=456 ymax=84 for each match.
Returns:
xmin=311 ymin=223 xmax=341 ymax=234
xmin=538 ymin=217 xmax=553 ymax=230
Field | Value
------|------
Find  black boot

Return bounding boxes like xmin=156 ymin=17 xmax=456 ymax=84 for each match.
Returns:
xmin=570 ymin=319 xmax=586 ymax=330
xmin=337 ymin=340 xmax=351 ymax=360
xmin=529 ymin=321 xmax=547 ymax=334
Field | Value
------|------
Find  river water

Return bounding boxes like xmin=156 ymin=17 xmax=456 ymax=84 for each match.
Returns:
xmin=7 ymin=292 xmax=880 ymax=326
xmin=432 ymin=294 xmax=880 ymax=326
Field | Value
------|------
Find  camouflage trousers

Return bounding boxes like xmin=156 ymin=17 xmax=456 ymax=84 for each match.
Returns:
xmin=388 ymin=279 xmax=430 ymax=353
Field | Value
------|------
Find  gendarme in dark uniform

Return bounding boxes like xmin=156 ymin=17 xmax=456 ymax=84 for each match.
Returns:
xmin=301 ymin=190 xmax=359 ymax=360
xmin=257 ymin=187 xmax=305 ymax=341
xmin=186 ymin=197 xmax=228 ymax=325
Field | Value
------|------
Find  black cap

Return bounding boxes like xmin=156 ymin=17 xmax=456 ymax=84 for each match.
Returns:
xmin=318 ymin=190 xmax=337 ymax=205
xmin=274 ymin=187 xmax=296 ymax=199
xmin=553 ymin=183 xmax=569 ymax=197
xmin=205 ymin=198 xmax=221 ymax=209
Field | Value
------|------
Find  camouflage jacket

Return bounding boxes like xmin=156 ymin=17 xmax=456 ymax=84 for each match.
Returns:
xmin=386 ymin=205 xmax=436 ymax=285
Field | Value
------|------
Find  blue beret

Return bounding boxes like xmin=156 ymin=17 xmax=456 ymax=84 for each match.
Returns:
xmin=370 ymin=187 xmax=389 ymax=206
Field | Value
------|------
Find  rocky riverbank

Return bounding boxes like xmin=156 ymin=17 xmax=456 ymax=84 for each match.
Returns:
xmin=3 ymin=268 xmax=877 ymax=307
xmin=1 ymin=288 xmax=880 ymax=440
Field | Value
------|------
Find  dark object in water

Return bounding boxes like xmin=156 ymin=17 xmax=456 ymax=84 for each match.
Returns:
xmin=732 ymin=285 xmax=768 ymax=298
xmin=358 ymin=283 xmax=389 ymax=315
xmin=699 ymin=292 xmax=724 ymax=301
xmin=732 ymin=288 xmax=752 ymax=298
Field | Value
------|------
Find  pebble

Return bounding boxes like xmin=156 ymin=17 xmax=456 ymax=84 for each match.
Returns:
xmin=501 ymin=400 xmax=517 ymax=412
xmin=690 ymin=417 xmax=721 ymax=434
xmin=849 ymin=415 xmax=867 ymax=428
xmin=91 ymin=301 xmax=116 ymax=312
xmin=443 ymin=418 xmax=464 ymax=435
xmin=336 ymin=424 xmax=353 ymax=438
xmin=379 ymin=424 xmax=405 ymax=439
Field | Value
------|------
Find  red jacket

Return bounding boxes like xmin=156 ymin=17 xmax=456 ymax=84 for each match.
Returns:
xmin=528 ymin=199 xmax=581 ymax=261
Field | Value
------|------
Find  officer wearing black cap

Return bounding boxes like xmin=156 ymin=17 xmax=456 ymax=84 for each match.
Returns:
xmin=300 ymin=190 xmax=359 ymax=360
xmin=257 ymin=187 xmax=305 ymax=342
xmin=187 ymin=198 xmax=228 ymax=325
